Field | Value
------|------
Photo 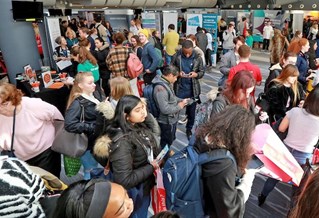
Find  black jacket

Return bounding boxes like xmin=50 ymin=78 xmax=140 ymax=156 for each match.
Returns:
xmin=93 ymin=45 xmax=110 ymax=79
xmin=171 ymin=50 xmax=204 ymax=98
xmin=107 ymin=115 xmax=160 ymax=195
xmin=266 ymin=81 xmax=304 ymax=123
xmin=64 ymin=91 xmax=104 ymax=149
xmin=202 ymin=156 xmax=245 ymax=218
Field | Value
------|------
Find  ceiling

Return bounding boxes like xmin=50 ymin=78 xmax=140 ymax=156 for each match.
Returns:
xmin=19 ymin=0 xmax=319 ymax=10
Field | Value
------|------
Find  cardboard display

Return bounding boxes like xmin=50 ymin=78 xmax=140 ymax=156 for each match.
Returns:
xmin=251 ymin=124 xmax=304 ymax=186
xmin=41 ymin=71 xmax=53 ymax=88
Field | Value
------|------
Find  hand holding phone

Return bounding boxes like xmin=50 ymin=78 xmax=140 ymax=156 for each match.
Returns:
xmin=156 ymin=145 xmax=169 ymax=163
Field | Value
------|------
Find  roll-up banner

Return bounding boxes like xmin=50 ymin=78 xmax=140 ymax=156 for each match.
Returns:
xmin=202 ymin=14 xmax=218 ymax=67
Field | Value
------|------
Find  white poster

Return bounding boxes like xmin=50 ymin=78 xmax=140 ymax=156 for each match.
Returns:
xmin=186 ymin=14 xmax=202 ymax=35
xmin=163 ymin=12 xmax=178 ymax=35
xmin=45 ymin=17 xmax=61 ymax=50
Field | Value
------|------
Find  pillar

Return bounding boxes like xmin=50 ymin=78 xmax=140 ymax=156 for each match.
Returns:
xmin=0 ymin=0 xmax=41 ymax=84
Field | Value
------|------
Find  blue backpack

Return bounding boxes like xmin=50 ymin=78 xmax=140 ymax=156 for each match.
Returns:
xmin=143 ymin=82 xmax=168 ymax=118
xmin=163 ymin=145 xmax=236 ymax=218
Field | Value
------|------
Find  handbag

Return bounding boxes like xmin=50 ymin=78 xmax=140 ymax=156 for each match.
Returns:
xmin=51 ymin=105 xmax=88 ymax=158
xmin=1 ymin=107 xmax=16 ymax=157
xmin=255 ymin=92 xmax=270 ymax=113
xmin=151 ymin=169 xmax=167 ymax=214
xmin=312 ymin=148 xmax=319 ymax=165
xmin=63 ymin=155 xmax=82 ymax=177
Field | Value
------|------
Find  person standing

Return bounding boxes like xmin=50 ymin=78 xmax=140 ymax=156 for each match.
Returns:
xmin=162 ymin=24 xmax=180 ymax=65
xmin=139 ymin=29 xmax=161 ymax=85
xmin=219 ymin=36 xmax=245 ymax=88
xmin=152 ymin=65 xmax=188 ymax=148
xmin=79 ymin=27 xmax=95 ymax=52
xmin=171 ymin=40 xmax=204 ymax=140
xmin=262 ymin=21 xmax=273 ymax=51
xmin=0 ymin=83 xmax=63 ymax=178
xmin=228 ymin=45 xmax=262 ymax=97
xmin=222 ymin=24 xmax=236 ymax=54
xmin=195 ymin=27 xmax=208 ymax=55
xmin=238 ymin=17 xmax=249 ymax=37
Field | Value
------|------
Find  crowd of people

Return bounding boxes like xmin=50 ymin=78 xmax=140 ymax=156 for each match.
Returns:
xmin=1 ymin=14 xmax=319 ymax=218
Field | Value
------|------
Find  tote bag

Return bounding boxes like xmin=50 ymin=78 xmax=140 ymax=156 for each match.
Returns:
xmin=51 ymin=105 xmax=88 ymax=158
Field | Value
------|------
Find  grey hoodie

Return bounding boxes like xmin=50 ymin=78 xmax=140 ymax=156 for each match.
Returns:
xmin=152 ymin=75 xmax=183 ymax=125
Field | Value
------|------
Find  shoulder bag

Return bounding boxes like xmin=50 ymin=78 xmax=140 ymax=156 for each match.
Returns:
xmin=1 ymin=107 xmax=16 ymax=157
xmin=51 ymin=105 xmax=88 ymax=158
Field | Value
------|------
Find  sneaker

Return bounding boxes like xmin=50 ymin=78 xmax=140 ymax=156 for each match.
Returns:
xmin=178 ymin=116 xmax=188 ymax=124
xmin=258 ymin=193 xmax=267 ymax=206
xmin=186 ymin=129 xmax=192 ymax=140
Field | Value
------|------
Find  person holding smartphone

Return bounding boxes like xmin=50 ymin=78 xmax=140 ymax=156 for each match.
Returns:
xmin=152 ymin=65 xmax=188 ymax=148
xmin=171 ymin=40 xmax=205 ymax=140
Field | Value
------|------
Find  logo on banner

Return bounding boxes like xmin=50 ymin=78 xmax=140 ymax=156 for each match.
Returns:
xmin=188 ymin=16 xmax=200 ymax=26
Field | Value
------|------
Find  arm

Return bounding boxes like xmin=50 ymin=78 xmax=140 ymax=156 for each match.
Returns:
xmin=137 ymin=47 xmax=143 ymax=60
xmin=256 ymin=69 xmax=262 ymax=86
xmin=210 ymin=96 xmax=227 ymax=119
xmin=147 ymin=45 xmax=160 ymax=73
xmin=266 ymin=85 xmax=286 ymax=118
xmin=204 ymin=159 xmax=246 ymax=218
xmin=110 ymin=140 xmax=154 ymax=189
xmin=219 ymin=53 xmax=231 ymax=76
xmin=30 ymin=98 xmax=64 ymax=121
xmin=193 ymin=55 xmax=204 ymax=79
xmin=278 ymin=115 xmax=289 ymax=133
xmin=154 ymin=85 xmax=182 ymax=115
xmin=64 ymin=100 xmax=95 ymax=134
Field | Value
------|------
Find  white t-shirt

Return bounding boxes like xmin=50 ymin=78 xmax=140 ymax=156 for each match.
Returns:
xmin=263 ymin=25 xmax=273 ymax=39
xmin=284 ymin=108 xmax=319 ymax=153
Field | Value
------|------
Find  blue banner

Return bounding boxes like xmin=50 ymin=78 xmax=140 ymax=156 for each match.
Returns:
xmin=202 ymin=14 xmax=218 ymax=66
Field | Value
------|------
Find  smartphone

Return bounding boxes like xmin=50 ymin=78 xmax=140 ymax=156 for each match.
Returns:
xmin=247 ymin=155 xmax=264 ymax=169
xmin=156 ymin=145 xmax=169 ymax=163
xmin=183 ymin=74 xmax=190 ymax=77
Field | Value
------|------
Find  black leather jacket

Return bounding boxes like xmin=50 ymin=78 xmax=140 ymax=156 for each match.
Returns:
xmin=64 ymin=91 xmax=104 ymax=149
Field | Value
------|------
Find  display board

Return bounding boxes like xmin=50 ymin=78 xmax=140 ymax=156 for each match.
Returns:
xmin=44 ymin=17 xmax=61 ymax=69
xmin=186 ymin=14 xmax=202 ymax=35
xmin=202 ymin=14 xmax=218 ymax=67
xmin=162 ymin=12 xmax=178 ymax=35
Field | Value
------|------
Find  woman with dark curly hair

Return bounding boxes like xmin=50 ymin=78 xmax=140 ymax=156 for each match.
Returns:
xmin=195 ymin=105 xmax=257 ymax=217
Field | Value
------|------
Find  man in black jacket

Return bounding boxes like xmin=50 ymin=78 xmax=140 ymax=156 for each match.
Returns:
xmin=171 ymin=40 xmax=204 ymax=140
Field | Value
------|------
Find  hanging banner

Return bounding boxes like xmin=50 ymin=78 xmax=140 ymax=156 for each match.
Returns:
xmin=142 ymin=13 xmax=156 ymax=29
xmin=163 ymin=12 xmax=178 ymax=35
xmin=202 ymin=14 xmax=218 ymax=67
xmin=186 ymin=14 xmax=202 ymax=35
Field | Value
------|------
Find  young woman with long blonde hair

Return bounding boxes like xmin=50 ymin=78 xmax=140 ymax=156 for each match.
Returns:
xmin=266 ymin=64 xmax=305 ymax=123
xmin=65 ymin=72 xmax=105 ymax=180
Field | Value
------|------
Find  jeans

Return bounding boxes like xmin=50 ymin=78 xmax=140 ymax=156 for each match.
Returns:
xmin=261 ymin=145 xmax=312 ymax=197
xmin=262 ymin=39 xmax=270 ymax=50
xmin=165 ymin=54 xmax=173 ymax=65
xmin=130 ymin=195 xmax=150 ymax=218
xmin=159 ymin=122 xmax=177 ymax=149
xmin=185 ymin=101 xmax=197 ymax=131
xmin=80 ymin=150 xmax=98 ymax=180
xmin=223 ymin=49 xmax=230 ymax=54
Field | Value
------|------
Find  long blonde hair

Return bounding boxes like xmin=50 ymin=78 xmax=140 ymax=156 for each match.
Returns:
xmin=272 ymin=64 xmax=300 ymax=106
xmin=109 ymin=76 xmax=133 ymax=101
xmin=66 ymin=72 xmax=93 ymax=109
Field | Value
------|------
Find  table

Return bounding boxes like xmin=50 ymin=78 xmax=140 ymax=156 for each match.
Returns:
xmin=16 ymin=76 xmax=70 ymax=116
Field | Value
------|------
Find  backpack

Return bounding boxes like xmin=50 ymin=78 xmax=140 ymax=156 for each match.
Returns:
xmin=163 ymin=146 xmax=236 ymax=218
xmin=127 ymin=52 xmax=143 ymax=79
xmin=96 ymin=24 xmax=105 ymax=42
xmin=154 ymin=47 xmax=164 ymax=68
xmin=143 ymin=82 xmax=168 ymax=118
xmin=194 ymin=99 xmax=214 ymax=129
